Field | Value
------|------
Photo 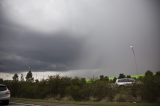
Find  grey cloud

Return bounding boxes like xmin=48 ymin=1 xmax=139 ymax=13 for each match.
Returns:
xmin=0 ymin=0 xmax=160 ymax=76
xmin=0 ymin=30 xmax=85 ymax=72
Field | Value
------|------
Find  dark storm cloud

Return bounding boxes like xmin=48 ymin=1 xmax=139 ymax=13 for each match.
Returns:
xmin=0 ymin=27 xmax=84 ymax=72
xmin=0 ymin=0 xmax=160 ymax=76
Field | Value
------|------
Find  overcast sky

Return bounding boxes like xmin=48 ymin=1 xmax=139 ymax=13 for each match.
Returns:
xmin=0 ymin=0 xmax=160 ymax=79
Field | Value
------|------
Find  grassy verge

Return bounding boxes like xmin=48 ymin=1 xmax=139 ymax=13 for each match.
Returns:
xmin=11 ymin=98 xmax=159 ymax=106
xmin=11 ymin=98 xmax=90 ymax=106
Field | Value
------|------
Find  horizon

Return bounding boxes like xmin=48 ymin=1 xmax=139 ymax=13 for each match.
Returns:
xmin=0 ymin=70 xmax=151 ymax=81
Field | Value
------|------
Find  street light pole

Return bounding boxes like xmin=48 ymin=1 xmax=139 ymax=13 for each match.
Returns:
xmin=130 ymin=45 xmax=138 ymax=75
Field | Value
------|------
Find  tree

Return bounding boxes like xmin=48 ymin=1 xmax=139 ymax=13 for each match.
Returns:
xmin=13 ymin=73 xmax=18 ymax=81
xmin=0 ymin=78 xmax=3 ymax=83
xmin=112 ymin=77 xmax=117 ymax=83
xmin=154 ymin=71 xmax=160 ymax=101
xmin=35 ymin=79 xmax=39 ymax=83
xmin=143 ymin=70 xmax=156 ymax=102
xmin=155 ymin=71 xmax=160 ymax=76
xmin=118 ymin=73 xmax=125 ymax=79
xmin=100 ymin=75 xmax=104 ymax=80
xmin=145 ymin=70 xmax=153 ymax=76
xmin=126 ymin=75 xmax=131 ymax=78
xmin=26 ymin=71 xmax=34 ymax=82
xmin=20 ymin=74 xmax=24 ymax=81
xmin=104 ymin=76 xmax=109 ymax=82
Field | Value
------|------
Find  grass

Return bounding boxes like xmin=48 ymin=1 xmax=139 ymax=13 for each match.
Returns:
xmin=92 ymin=103 xmax=159 ymax=106
xmin=11 ymin=98 xmax=159 ymax=106
xmin=131 ymin=74 xmax=144 ymax=79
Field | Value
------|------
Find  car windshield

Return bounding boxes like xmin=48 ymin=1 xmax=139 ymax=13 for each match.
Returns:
xmin=0 ymin=85 xmax=7 ymax=91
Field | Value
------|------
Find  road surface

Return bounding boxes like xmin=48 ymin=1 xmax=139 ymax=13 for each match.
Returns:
xmin=2 ymin=102 xmax=41 ymax=106
xmin=6 ymin=102 xmax=89 ymax=106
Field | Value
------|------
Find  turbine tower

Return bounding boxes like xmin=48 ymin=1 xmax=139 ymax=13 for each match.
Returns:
xmin=130 ymin=45 xmax=138 ymax=75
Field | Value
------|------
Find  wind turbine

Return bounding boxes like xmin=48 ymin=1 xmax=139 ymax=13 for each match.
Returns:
xmin=130 ymin=45 xmax=138 ymax=75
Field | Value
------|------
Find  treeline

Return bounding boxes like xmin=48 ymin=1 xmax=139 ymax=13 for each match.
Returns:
xmin=0 ymin=70 xmax=160 ymax=103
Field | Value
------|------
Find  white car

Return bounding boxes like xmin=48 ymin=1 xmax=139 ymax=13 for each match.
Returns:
xmin=0 ymin=84 xmax=10 ymax=105
xmin=115 ymin=78 xmax=135 ymax=86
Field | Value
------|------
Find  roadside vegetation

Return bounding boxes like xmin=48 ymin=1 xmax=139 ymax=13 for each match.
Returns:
xmin=0 ymin=70 xmax=160 ymax=103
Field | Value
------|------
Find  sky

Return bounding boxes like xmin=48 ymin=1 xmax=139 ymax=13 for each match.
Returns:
xmin=0 ymin=0 xmax=160 ymax=80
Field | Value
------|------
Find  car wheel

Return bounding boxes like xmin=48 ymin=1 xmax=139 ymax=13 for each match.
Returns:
xmin=2 ymin=100 xmax=9 ymax=105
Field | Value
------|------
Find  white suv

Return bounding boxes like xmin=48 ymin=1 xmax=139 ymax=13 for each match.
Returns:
xmin=115 ymin=78 xmax=135 ymax=86
xmin=0 ymin=84 xmax=10 ymax=105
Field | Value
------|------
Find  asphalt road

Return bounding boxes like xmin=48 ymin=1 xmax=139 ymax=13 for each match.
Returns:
xmin=8 ymin=104 xmax=40 ymax=106
xmin=3 ymin=102 xmax=91 ymax=106
xmin=2 ymin=103 xmax=41 ymax=106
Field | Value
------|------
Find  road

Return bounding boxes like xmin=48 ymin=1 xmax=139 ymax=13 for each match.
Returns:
xmin=6 ymin=102 xmax=89 ymax=106
xmin=2 ymin=102 xmax=41 ymax=106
